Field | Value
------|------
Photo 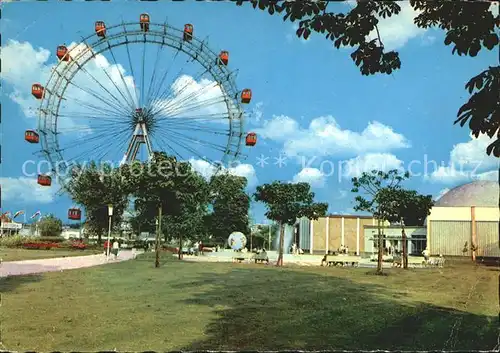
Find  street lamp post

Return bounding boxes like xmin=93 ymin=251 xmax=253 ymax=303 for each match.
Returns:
xmin=106 ymin=204 xmax=113 ymax=261
xmin=268 ymin=222 xmax=271 ymax=251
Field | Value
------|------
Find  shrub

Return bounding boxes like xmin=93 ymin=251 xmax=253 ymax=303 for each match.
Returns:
xmin=0 ymin=235 xmax=38 ymax=248
xmin=38 ymin=236 xmax=66 ymax=243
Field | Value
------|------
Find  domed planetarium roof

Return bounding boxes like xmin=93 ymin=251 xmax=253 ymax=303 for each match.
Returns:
xmin=435 ymin=180 xmax=499 ymax=207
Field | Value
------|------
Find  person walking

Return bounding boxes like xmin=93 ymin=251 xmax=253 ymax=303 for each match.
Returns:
xmin=103 ymin=240 xmax=111 ymax=256
xmin=112 ymin=238 xmax=120 ymax=260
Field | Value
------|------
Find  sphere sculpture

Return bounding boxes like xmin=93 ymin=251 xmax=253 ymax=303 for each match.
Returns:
xmin=228 ymin=231 xmax=247 ymax=251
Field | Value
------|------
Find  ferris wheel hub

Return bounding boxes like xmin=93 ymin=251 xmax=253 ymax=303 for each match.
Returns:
xmin=131 ymin=107 xmax=155 ymax=132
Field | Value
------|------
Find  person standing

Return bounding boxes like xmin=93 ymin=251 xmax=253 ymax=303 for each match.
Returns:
xmin=422 ymin=248 xmax=430 ymax=263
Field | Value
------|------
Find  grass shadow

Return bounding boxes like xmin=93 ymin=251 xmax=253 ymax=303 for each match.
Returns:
xmin=170 ymin=265 xmax=497 ymax=351
xmin=0 ymin=274 xmax=44 ymax=293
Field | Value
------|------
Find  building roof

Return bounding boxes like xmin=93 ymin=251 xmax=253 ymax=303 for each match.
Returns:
xmin=435 ymin=180 xmax=499 ymax=207
xmin=327 ymin=214 xmax=374 ymax=219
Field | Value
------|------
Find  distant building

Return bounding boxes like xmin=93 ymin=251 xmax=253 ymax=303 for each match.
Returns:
xmin=0 ymin=214 xmax=22 ymax=234
xmin=289 ymin=215 xmax=381 ymax=255
xmin=427 ymin=180 xmax=499 ymax=258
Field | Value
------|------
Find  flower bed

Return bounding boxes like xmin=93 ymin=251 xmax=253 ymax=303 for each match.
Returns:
xmin=71 ymin=241 xmax=87 ymax=250
xmin=22 ymin=242 xmax=60 ymax=250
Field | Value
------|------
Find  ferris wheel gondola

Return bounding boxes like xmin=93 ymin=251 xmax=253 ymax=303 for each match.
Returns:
xmin=24 ymin=14 xmax=258 ymax=191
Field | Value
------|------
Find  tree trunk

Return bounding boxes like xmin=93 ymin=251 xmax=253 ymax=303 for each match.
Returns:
xmin=277 ymin=222 xmax=284 ymax=266
xmin=401 ymin=221 xmax=408 ymax=269
xmin=377 ymin=218 xmax=383 ymax=274
xmin=97 ymin=232 xmax=102 ymax=245
xmin=178 ymin=234 xmax=183 ymax=260
xmin=155 ymin=205 xmax=162 ymax=268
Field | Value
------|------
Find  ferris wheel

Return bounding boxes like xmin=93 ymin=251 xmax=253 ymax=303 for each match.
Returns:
xmin=25 ymin=14 xmax=258 ymax=190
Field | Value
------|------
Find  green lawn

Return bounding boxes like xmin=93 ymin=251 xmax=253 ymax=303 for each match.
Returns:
xmin=0 ymin=253 xmax=497 ymax=351
xmin=0 ymin=248 xmax=102 ymax=262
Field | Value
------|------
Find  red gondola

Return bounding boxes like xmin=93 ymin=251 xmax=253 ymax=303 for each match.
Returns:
xmin=95 ymin=21 xmax=106 ymax=37
xmin=56 ymin=45 xmax=70 ymax=61
xmin=241 ymin=89 xmax=252 ymax=104
xmin=140 ymin=13 xmax=150 ymax=32
xmin=31 ymin=84 xmax=44 ymax=99
xmin=217 ymin=50 xmax=229 ymax=65
xmin=37 ymin=174 xmax=52 ymax=187
xmin=245 ymin=132 xmax=257 ymax=146
xmin=183 ymin=24 xmax=193 ymax=41
xmin=68 ymin=208 xmax=82 ymax=221
xmin=25 ymin=130 xmax=40 ymax=143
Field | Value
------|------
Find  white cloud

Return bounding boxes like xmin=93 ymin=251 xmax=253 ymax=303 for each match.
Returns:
xmin=152 ymin=75 xmax=228 ymax=123
xmin=427 ymin=134 xmax=500 ymax=184
xmin=1 ymin=177 xmax=55 ymax=204
xmin=339 ymin=153 xmax=404 ymax=178
xmin=367 ymin=2 xmax=427 ymax=51
xmin=256 ymin=115 xmax=409 ymax=158
xmin=292 ymin=168 xmax=326 ymax=188
xmin=188 ymin=159 xmax=258 ymax=187
xmin=2 ymin=40 xmax=137 ymax=133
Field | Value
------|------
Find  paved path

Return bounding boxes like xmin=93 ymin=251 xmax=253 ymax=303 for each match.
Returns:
xmin=0 ymin=250 xmax=141 ymax=277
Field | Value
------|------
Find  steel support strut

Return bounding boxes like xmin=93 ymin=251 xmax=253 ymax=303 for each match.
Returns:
xmin=121 ymin=122 xmax=153 ymax=165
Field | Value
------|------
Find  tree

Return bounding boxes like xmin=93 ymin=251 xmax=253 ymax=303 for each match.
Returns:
xmin=374 ymin=187 xmax=434 ymax=268
xmin=208 ymin=173 xmax=251 ymax=243
xmin=236 ymin=0 xmax=500 ymax=157
xmin=38 ymin=214 xmax=63 ymax=237
xmin=254 ymin=181 xmax=328 ymax=266
xmin=351 ymin=169 xmax=410 ymax=273
xmin=66 ymin=162 xmax=128 ymax=244
xmin=377 ymin=189 xmax=434 ymax=227
xmin=121 ymin=152 xmax=210 ymax=265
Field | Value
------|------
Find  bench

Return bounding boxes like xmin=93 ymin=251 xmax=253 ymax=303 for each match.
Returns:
xmin=423 ymin=256 xmax=445 ymax=268
xmin=253 ymin=252 xmax=269 ymax=264
xmin=322 ymin=255 xmax=361 ymax=267
xmin=233 ymin=256 xmax=246 ymax=263
xmin=393 ymin=256 xmax=427 ymax=268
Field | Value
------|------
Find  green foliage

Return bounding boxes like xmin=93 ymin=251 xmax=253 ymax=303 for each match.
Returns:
xmin=37 ymin=236 xmax=66 ymax=243
xmin=455 ymin=67 xmax=500 ymax=157
xmin=124 ymin=152 xmax=210 ymax=245
xmin=237 ymin=0 xmax=500 ymax=156
xmin=208 ymin=172 xmax=251 ymax=241
xmin=376 ymin=188 xmax=434 ymax=226
xmin=254 ymin=181 xmax=328 ymax=226
xmin=351 ymin=169 xmax=410 ymax=219
xmin=66 ymin=161 xmax=128 ymax=242
xmin=38 ymin=214 xmax=63 ymax=237
xmin=351 ymin=169 xmax=434 ymax=225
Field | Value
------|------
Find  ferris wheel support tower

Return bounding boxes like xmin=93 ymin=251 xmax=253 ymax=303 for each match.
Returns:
xmin=121 ymin=108 xmax=154 ymax=165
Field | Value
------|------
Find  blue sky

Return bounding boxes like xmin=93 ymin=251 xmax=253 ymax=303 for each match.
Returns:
xmin=1 ymin=1 xmax=499 ymax=224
